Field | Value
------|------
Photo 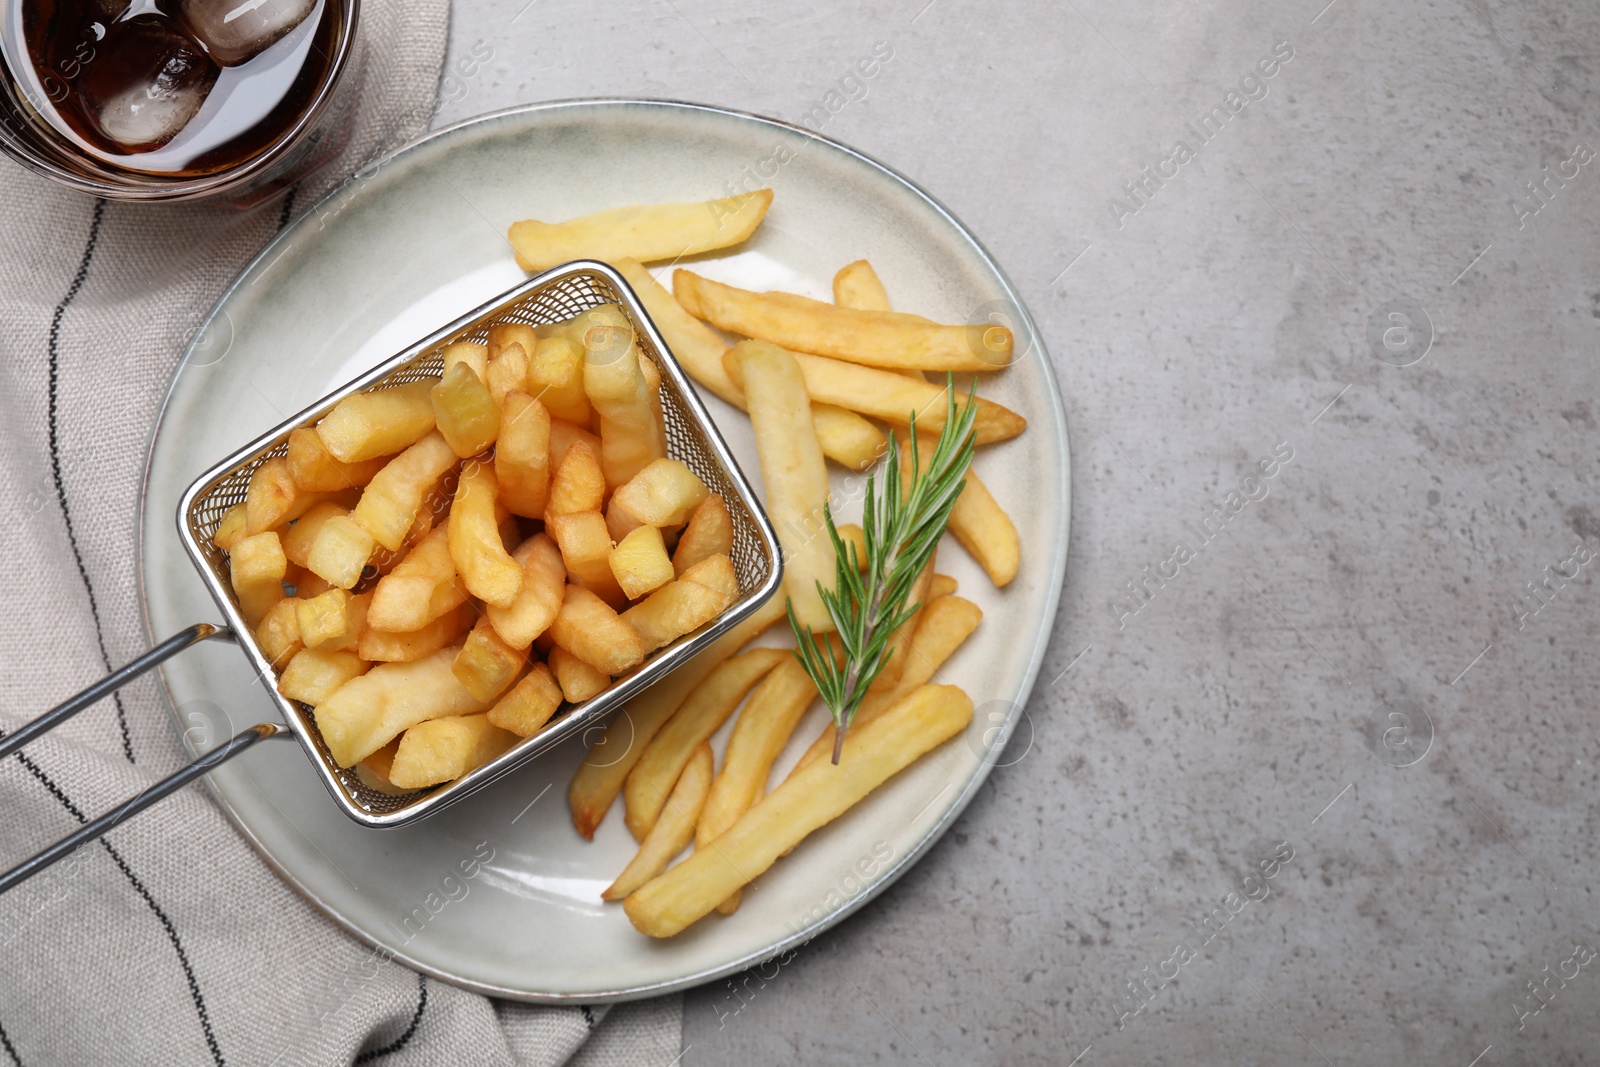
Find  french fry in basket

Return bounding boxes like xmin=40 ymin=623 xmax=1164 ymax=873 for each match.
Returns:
xmin=616 ymin=259 xmax=886 ymax=472
xmin=529 ymin=334 xmax=591 ymax=426
xmin=452 ymin=616 xmax=529 ymax=702
xmin=286 ymin=427 xmax=387 ymax=493
xmin=674 ymin=269 xmax=1011 ymax=372
xmin=621 ymin=554 xmax=739 ymax=652
xmin=440 ymin=340 xmax=488 ymax=382
xmin=245 ymin=457 xmax=344 ymax=535
xmin=352 ymin=431 xmax=460 ymax=552
xmin=295 ymin=588 xmax=366 ymax=651
xmin=230 ymin=530 xmax=286 ymax=627
xmin=487 ymin=662 xmax=564 ymax=737
xmin=789 ymin=351 xmax=1026 ymax=444
xmin=549 ymin=645 xmax=608 ymax=703
xmin=550 ymin=586 xmax=645 ymax=675
xmin=580 ymin=308 xmax=668 ymax=488
xmin=609 ymin=459 xmax=709 ymax=529
xmin=606 ymin=743 xmax=714 ymax=902
xmin=725 ymin=341 xmax=837 ymax=632
xmin=213 ymin=503 xmax=247 ymax=551
xmin=567 ymin=593 xmax=786 ymax=839
xmin=544 ymin=439 xmax=606 ymax=517
xmin=794 ymin=595 xmax=982 ymax=774
xmin=495 ymin=392 xmax=551 ymax=519
xmin=508 ymin=190 xmax=772 ymax=272
xmin=546 ymin=510 xmax=628 ymax=608
xmin=388 ymin=713 xmax=518 ymax=790
xmin=316 ymin=380 xmax=438 ymax=462
xmin=305 ymin=514 xmax=376 ymax=590
xmin=696 ymin=655 xmax=816 ymax=852
xmin=431 ymin=360 xmax=501 ymax=458
xmin=624 ymin=647 xmax=788 ymax=840
xmin=484 ymin=533 xmax=564 ymax=649
xmin=625 ymin=684 xmax=974 ymax=937
xmin=609 ymin=526 xmax=675 ymax=600
xmin=254 ymin=598 xmax=303 ymax=669
xmin=448 ymin=460 xmax=523 ymax=607
xmin=281 ymin=502 xmax=347 ymax=569
xmin=277 ymin=648 xmax=367 ymax=705
xmin=367 ymin=526 xmax=465 ymax=632
xmin=313 ymin=645 xmax=492 ymax=767
xmin=672 ymin=494 xmax=734 ymax=576
xmin=358 ymin=604 xmax=472 ymax=663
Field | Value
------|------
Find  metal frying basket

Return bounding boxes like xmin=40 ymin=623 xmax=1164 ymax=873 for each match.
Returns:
xmin=0 ymin=261 xmax=782 ymax=892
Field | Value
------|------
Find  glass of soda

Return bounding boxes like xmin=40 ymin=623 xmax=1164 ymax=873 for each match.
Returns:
xmin=0 ymin=0 xmax=362 ymax=205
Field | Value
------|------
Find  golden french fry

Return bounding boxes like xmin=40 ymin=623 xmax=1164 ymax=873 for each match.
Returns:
xmin=351 ymin=431 xmax=460 ymax=552
xmin=278 ymin=502 xmax=342 ymax=569
xmin=786 ymin=351 xmax=1025 ymax=444
xmin=949 ymin=466 xmax=1020 ymax=587
xmin=358 ymin=604 xmax=472 ymax=663
xmin=624 ymin=647 xmax=787 ymax=841
xmin=695 ymin=655 xmax=814 ymax=851
xmin=314 ymin=645 xmax=492 ymax=767
xmin=246 ymin=457 xmax=344 ymax=535
xmin=296 ymin=588 xmax=367 ymax=651
xmin=546 ymin=510 xmax=627 ymax=607
xmin=452 ymin=616 xmax=529 ymax=702
xmin=673 ymin=494 xmax=734 ymax=576
xmin=548 ymin=417 xmax=600 ymax=466
xmin=277 ymin=647 xmax=368 ymax=705
xmin=871 ymin=555 xmax=935 ymax=692
xmin=796 ymin=595 xmax=982 ymax=773
xmin=606 ymin=742 xmax=714 ymax=901
xmin=496 ymin=391 xmax=551 ymax=519
xmin=610 ymin=526 xmax=675 ymax=600
xmin=625 ymin=684 xmax=973 ymax=936
xmin=388 ymin=713 xmax=518 ymax=789
xmin=488 ymin=662 xmax=564 ymax=737
xmin=356 ymin=752 xmax=414 ymax=796
xmin=675 ymin=269 xmax=1011 ymax=372
xmin=622 ymin=553 xmax=739 ymax=652
xmin=609 ymin=459 xmax=709 ymax=528
xmin=929 ymin=573 xmax=958 ymax=599
xmin=545 ymin=439 xmax=606 ymax=517
xmin=449 ymin=460 xmax=523 ymax=607
xmin=431 ymin=360 xmax=501 ymax=458
xmin=485 ymin=533 xmax=564 ymax=649
xmin=566 ymin=593 xmax=785 ymax=838
xmin=305 ymin=514 xmax=376 ymax=590
xmin=254 ymin=597 xmax=303 ymax=669
xmin=367 ymin=526 xmax=465 ymax=632
xmin=286 ymin=427 xmax=387 ymax=492
xmin=440 ymin=340 xmax=489 ymax=382
xmin=213 ymin=503 xmax=248 ymax=551
xmin=549 ymin=645 xmax=608 ymax=703
xmin=317 ymin=380 xmax=438 ymax=462
xmin=616 ymin=258 xmax=886 ymax=471
xmin=509 ymin=190 xmax=773 ymax=272
xmin=726 ymin=341 xmax=835 ymax=631
xmin=487 ymin=322 xmax=538 ymax=364
xmin=832 ymin=259 xmax=893 ymax=312
xmin=486 ymin=342 xmax=531 ymax=406
xmin=230 ymin=530 xmax=286 ymax=627
xmin=550 ymin=585 xmax=645 ymax=675
xmin=528 ymin=333 xmax=591 ymax=425
xmin=581 ymin=309 xmax=669 ymax=488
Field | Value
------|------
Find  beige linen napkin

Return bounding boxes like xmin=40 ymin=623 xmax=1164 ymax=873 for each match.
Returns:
xmin=0 ymin=3 xmax=680 ymax=1063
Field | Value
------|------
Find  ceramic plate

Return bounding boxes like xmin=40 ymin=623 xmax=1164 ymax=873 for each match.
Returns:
xmin=138 ymin=99 xmax=1069 ymax=1002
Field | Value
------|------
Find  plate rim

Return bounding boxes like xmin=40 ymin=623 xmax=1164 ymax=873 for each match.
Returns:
xmin=135 ymin=96 xmax=1072 ymax=1003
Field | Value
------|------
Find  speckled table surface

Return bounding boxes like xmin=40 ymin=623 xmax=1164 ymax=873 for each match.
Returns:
xmin=438 ymin=1 xmax=1600 ymax=1062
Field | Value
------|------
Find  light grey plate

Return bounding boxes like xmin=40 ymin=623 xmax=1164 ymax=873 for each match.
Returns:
xmin=138 ymin=99 xmax=1070 ymax=1002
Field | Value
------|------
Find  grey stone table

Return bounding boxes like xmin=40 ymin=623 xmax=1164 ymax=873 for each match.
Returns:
xmin=437 ymin=1 xmax=1599 ymax=1062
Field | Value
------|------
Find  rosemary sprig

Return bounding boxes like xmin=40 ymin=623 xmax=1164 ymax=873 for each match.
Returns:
xmin=787 ymin=375 xmax=978 ymax=764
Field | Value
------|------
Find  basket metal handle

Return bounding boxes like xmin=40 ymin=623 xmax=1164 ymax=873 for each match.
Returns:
xmin=0 ymin=623 xmax=286 ymax=896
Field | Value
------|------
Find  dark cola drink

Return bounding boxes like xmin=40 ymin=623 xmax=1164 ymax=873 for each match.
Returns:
xmin=9 ymin=0 xmax=338 ymax=176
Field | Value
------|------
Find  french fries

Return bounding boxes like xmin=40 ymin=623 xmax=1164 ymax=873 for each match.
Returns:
xmin=549 ymin=645 xmax=608 ymax=703
xmin=609 ymin=526 xmax=675 ymax=600
xmin=695 ymin=655 xmax=815 ymax=851
xmin=567 ymin=593 xmax=785 ymax=838
xmin=358 ymin=604 xmax=472 ymax=663
xmin=313 ymin=645 xmax=492 ymax=767
xmin=727 ymin=341 xmax=836 ymax=632
xmin=788 ymin=351 xmax=1026 ymax=444
xmin=608 ymin=459 xmax=709 ymax=529
xmin=625 ymin=685 xmax=974 ymax=937
xmin=352 ymin=431 xmax=459 ymax=552
xmin=546 ymin=510 xmax=627 ymax=607
xmin=616 ymin=258 xmax=886 ymax=471
xmin=581 ymin=308 xmax=668 ymax=487
xmin=605 ymin=743 xmax=713 ymax=901
xmin=213 ymin=503 xmax=247 ymax=551
xmin=388 ymin=713 xmax=517 ymax=789
xmin=675 ymin=269 xmax=1012 ymax=372
xmin=431 ymin=360 xmax=501 ymax=458
xmin=286 ymin=426 xmax=386 ymax=492
xmin=453 ymin=616 xmax=529 ymax=702
xmin=277 ymin=648 xmax=367 ymax=705
xmin=545 ymin=439 xmax=606 ymax=517
xmin=550 ymin=586 xmax=645 ymax=675
xmin=622 ymin=554 xmax=739 ymax=652
xmin=832 ymin=259 xmax=893 ymax=312
xmin=448 ymin=460 xmax=523 ymax=607
xmin=673 ymin=494 xmax=734 ymax=576
xmin=496 ymin=392 xmax=551 ymax=518
xmin=488 ymin=663 xmax=564 ymax=736
xmin=254 ymin=598 xmax=303 ymax=669
xmin=529 ymin=334 xmax=591 ymax=425
xmin=366 ymin=526 xmax=464 ymax=632
xmin=947 ymin=464 xmax=1021 ymax=587
xmin=624 ymin=647 xmax=787 ymax=840
xmin=484 ymin=534 xmax=564 ymax=649
xmin=230 ymin=530 xmax=286 ymax=627
xmin=316 ymin=380 xmax=437 ymax=462
xmin=509 ymin=190 xmax=772 ymax=272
